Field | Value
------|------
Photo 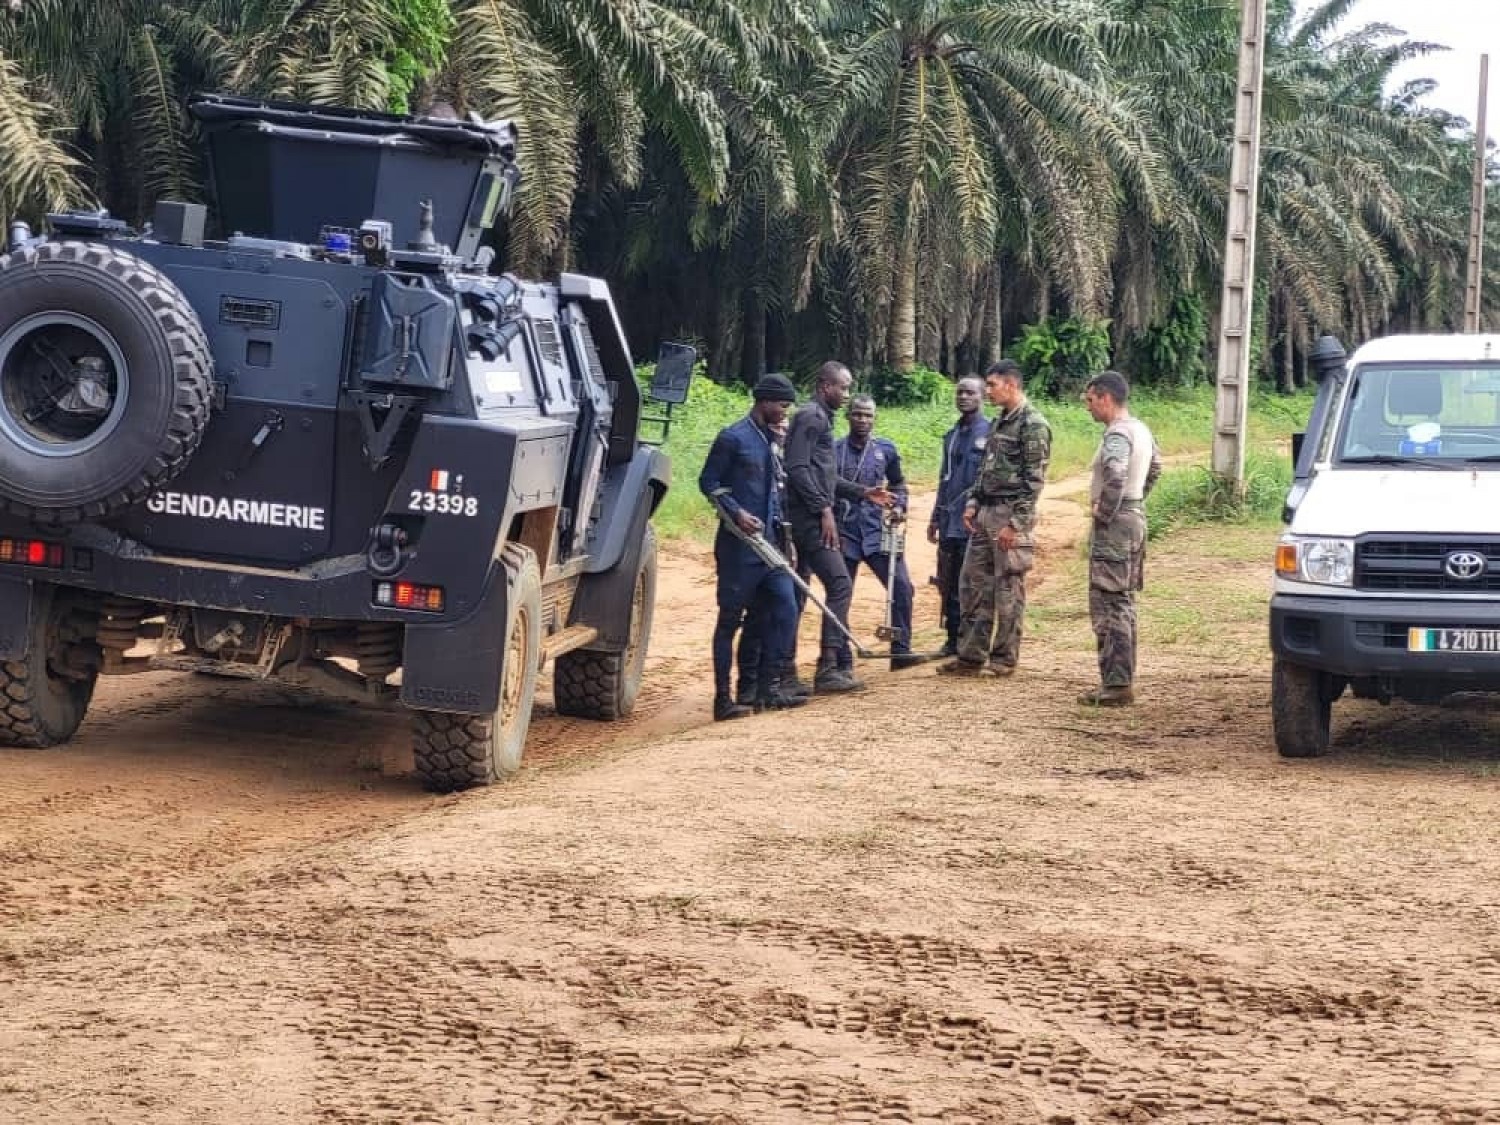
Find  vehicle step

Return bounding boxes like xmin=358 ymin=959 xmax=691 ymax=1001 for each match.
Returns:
xmin=541 ymin=624 xmax=599 ymax=663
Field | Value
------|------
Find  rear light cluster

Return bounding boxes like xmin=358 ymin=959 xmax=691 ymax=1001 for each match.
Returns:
xmin=0 ymin=538 xmax=64 ymax=568
xmin=373 ymin=580 xmax=445 ymax=612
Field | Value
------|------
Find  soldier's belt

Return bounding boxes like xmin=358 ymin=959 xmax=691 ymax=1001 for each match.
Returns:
xmin=975 ymin=495 xmax=1023 ymax=507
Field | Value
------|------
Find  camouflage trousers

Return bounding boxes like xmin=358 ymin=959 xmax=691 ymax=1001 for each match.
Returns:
xmin=1089 ymin=505 xmax=1146 ymax=688
xmin=956 ymin=502 xmax=1034 ymax=667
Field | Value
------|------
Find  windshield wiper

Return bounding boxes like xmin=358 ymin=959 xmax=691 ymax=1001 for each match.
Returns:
xmin=1340 ymin=454 xmax=1456 ymax=469
xmin=1461 ymin=454 xmax=1500 ymax=463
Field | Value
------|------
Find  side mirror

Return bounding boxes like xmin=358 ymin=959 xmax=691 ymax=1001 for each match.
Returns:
xmin=649 ymin=342 xmax=696 ymax=404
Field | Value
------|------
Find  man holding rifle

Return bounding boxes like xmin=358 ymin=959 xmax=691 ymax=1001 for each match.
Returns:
xmin=699 ymin=374 xmax=809 ymax=721
xmin=835 ymin=395 xmax=927 ymax=669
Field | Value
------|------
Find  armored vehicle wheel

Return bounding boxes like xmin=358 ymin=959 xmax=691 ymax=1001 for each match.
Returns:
xmin=554 ymin=525 xmax=657 ymax=720
xmin=0 ymin=585 xmax=98 ymax=748
xmin=0 ymin=240 xmax=212 ymax=523
xmin=412 ymin=545 xmax=541 ymax=791
xmin=1272 ymin=657 xmax=1332 ymax=758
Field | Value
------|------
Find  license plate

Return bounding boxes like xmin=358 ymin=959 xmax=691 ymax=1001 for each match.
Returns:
xmin=1408 ymin=628 xmax=1500 ymax=653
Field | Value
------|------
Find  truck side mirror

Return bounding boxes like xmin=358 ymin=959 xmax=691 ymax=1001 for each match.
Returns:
xmin=649 ymin=342 xmax=696 ymax=405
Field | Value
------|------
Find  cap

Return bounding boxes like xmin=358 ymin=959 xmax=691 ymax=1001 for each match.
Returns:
xmin=753 ymin=373 xmax=797 ymax=403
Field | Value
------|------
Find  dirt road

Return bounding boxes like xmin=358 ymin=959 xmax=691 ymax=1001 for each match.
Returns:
xmin=3 ymin=475 xmax=1499 ymax=1123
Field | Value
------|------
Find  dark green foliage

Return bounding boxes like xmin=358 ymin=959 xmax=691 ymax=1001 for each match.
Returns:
xmin=860 ymin=364 xmax=948 ymax=408
xmin=1126 ymin=292 xmax=1207 ymax=388
xmin=1012 ymin=316 xmax=1113 ymax=398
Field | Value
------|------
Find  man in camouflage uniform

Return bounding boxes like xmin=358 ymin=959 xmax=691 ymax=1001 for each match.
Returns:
xmin=938 ymin=360 xmax=1051 ymax=676
xmin=1079 ymin=370 xmax=1162 ymax=706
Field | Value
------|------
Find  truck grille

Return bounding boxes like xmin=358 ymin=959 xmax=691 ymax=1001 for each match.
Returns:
xmin=1356 ymin=537 xmax=1500 ymax=592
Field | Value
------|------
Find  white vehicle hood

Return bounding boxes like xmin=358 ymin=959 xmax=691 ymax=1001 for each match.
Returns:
xmin=1294 ymin=468 xmax=1500 ymax=537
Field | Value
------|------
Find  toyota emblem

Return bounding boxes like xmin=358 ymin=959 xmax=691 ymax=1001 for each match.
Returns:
xmin=1444 ymin=550 xmax=1487 ymax=580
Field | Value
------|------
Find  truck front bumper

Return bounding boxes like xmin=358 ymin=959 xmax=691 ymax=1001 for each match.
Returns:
xmin=1271 ymin=593 xmax=1500 ymax=686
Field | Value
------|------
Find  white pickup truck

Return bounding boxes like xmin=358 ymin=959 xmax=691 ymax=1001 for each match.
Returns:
xmin=1271 ymin=332 xmax=1500 ymax=757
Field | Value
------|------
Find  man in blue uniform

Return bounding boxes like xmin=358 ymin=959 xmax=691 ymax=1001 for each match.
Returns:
xmin=699 ymin=374 xmax=808 ymax=720
xmin=835 ymin=395 xmax=927 ymax=669
xmin=927 ymin=377 xmax=990 ymax=657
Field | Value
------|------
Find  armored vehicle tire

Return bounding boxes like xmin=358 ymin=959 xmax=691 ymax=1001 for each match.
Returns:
xmin=1 ymin=585 xmax=98 ymax=748
xmin=1272 ymin=657 xmax=1332 ymax=758
xmin=412 ymin=545 xmax=542 ymax=791
xmin=554 ymin=525 xmax=657 ymax=720
xmin=0 ymin=241 xmax=212 ymax=523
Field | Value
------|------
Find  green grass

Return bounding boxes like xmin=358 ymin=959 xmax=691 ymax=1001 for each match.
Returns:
xmin=649 ymin=376 xmax=1313 ymax=543
xmin=1144 ymin=449 xmax=1292 ymax=540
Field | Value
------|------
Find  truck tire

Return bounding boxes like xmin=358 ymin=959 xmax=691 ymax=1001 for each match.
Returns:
xmin=0 ymin=585 xmax=97 ymax=748
xmin=1272 ymin=657 xmax=1331 ymax=758
xmin=412 ymin=544 xmax=541 ymax=791
xmin=554 ymin=525 xmax=657 ymax=720
xmin=0 ymin=240 xmax=213 ymax=524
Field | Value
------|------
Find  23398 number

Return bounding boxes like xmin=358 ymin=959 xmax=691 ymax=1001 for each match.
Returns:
xmin=409 ymin=489 xmax=479 ymax=517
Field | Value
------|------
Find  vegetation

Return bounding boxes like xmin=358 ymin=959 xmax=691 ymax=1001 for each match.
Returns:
xmin=648 ymin=377 xmax=1310 ymax=542
xmin=0 ymin=0 xmax=1493 ymax=390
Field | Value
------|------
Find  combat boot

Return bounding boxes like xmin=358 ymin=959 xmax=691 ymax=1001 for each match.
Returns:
xmin=936 ymin=657 xmax=987 ymax=677
xmin=755 ymin=680 xmax=810 ymax=712
xmin=987 ymin=659 xmax=1016 ymax=677
xmin=814 ymin=658 xmax=865 ymax=693
xmin=780 ymin=663 xmax=813 ymax=697
xmin=889 ymin=651 xmax=930 ymax=671
xmin=1077 ymin=685 xmax=1134 ymax=707
xmin=714 ymin=694 xmax=754 ymax=721
xmin=734 ymin=678 xmax=757 ymax=707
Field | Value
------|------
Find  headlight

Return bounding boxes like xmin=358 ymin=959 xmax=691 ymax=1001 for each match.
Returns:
xmin=1276 ymin=535 xmax=1354 ymax=587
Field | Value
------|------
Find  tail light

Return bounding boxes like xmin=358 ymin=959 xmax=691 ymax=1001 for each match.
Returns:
xmin=374 ymin=580 xmax=444 ymax=612
xmin=0 ymin=538 xmax=64 ymax=568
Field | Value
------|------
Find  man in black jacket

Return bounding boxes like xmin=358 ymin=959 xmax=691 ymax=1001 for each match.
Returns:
xmin=784 ymin=361 xmax=891 ymax=692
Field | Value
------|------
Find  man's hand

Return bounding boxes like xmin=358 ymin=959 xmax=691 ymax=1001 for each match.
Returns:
xmin=962 ymin=504 xmax=977 ymax=534
xmin=820 ymin=508 xmax=839 ymax=550
xmin=735 ymin=510 xmax=764 ymax=536
xmin=864 ymin=486 xmax=895 ymax=508
xmin=995 ymin=523 xmax=1018 ymax=550
xmin=926 ymin=522 xmax=939 ymax=545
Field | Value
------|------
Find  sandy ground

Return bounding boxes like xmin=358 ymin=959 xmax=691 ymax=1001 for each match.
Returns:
xmin=3 ymin=473 xmax=1500 ymax=1123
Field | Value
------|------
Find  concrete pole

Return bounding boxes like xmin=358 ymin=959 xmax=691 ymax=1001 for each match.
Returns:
xmin=1211 ymin=0 xmax=1269 ymax=489
xmin=1463 ymin=54 xmax=1489 ymax=333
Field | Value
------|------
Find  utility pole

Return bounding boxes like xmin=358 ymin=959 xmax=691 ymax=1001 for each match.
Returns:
xmin=1211 ymin=0 xmax=1268 ymax=489
xmin=1463 ymin=54 xmax=1490 ymax=333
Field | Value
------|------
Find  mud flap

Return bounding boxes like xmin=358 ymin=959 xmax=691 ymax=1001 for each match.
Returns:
xmin=400 ymin=561 xmax=509 ymax=714
xmin=0 ymin=577 xmax=33 ymax=659
xmin=569 ymin=491 xmax=651 ymax=651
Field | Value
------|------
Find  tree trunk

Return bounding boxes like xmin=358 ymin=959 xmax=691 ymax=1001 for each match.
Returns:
xmin=888 ymin=244 xmax=918 ymax=372
xmin=740 ymin=285 xmax=767 ymax=385
xmin=1278 ymin=298 xmax=1295 ymax=395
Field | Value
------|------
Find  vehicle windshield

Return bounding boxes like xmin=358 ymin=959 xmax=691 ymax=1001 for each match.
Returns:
xmin=1335 ymin=363 xmax=1500 ymax=465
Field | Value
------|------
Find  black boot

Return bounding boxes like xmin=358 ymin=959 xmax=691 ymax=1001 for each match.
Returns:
xmin=756 ymin=679 xmax=810 ymax=712
xmin=714 ymin=693 xmax=753 ymax=721
xmin=780 ymin=663 xmax=812 ymax=697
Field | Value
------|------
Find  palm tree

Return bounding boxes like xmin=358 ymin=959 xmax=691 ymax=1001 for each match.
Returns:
xmin=812 ymin=0 xmax=1170 ymax=372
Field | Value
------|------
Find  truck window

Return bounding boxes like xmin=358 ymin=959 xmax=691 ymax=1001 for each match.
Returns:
xmin=1336 ymin=363 xmax=1500 ymax=462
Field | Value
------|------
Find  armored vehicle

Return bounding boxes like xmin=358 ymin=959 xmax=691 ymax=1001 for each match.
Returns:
xmin=0 ymin=94 xmax=691 ymax=790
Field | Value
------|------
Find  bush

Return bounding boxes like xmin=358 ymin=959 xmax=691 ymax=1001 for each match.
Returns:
xmin=861 ymin=363 xmax=949 ymax=407
xmin=1145 ymin=451 xmax=1291 ymax=540
xmin=1125 ymin=292 xmax=1207 ymax=388
xmin=1012 ymin=316 xmax=1112 ymax=398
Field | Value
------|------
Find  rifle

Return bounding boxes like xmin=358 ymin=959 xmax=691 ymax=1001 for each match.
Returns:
xmin=713 ymin=500 xmax=876 ymax=659
xmin=876 ymin=507 xmax=906 ymax=644
xmin=930 ymin=538 xmax=955 ymax=631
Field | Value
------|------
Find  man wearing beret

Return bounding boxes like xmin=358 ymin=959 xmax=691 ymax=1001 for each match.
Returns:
xmin=699 ymin=374 xmax=809 ymax=720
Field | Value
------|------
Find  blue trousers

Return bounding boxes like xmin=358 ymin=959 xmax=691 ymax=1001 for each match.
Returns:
xmin=713 ymin=538 xmax=796 ymax=697
xmin=847 ymin=551 xmax=916 ymax=654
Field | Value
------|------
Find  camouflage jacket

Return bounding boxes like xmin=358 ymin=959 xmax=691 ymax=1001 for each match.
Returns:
xmin=966 ymin=398 xmax=1051 ymax=533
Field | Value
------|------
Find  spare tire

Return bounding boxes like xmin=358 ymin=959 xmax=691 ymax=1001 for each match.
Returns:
xmin=0 ymin=240 xmax=212 ymax=524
